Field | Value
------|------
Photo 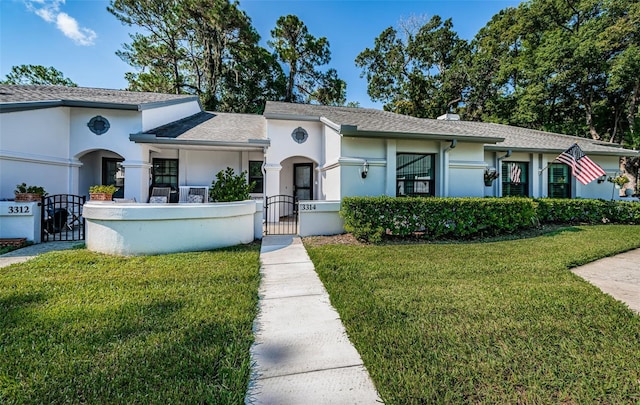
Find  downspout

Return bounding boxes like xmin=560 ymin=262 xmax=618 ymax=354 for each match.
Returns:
xmin=495 ymin=150 xmax=512 ymax=196
xmin=442 ymin=140 xmax=457 ymax=197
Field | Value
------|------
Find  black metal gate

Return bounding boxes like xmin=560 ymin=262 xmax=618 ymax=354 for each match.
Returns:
xmin=264 ymin=195 xmax=298 ymax=235
xmin=41 ymin=194 xmax=85 ymax=242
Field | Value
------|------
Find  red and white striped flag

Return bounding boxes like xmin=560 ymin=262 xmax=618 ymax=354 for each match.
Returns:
xmin=555 ymin=144 xmax=606 ymax=185
xmin=509 ymin=163 xmax=521 ymax=185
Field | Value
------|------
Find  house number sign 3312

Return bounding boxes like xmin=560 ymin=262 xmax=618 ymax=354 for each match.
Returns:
xmin=4 ymin=205 xmax=32 ymax=215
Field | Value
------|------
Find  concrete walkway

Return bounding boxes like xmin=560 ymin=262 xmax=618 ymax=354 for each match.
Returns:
xmin=572 ymin=248 xmax=640 ymax=314
xmin=245 ymin=235 xmax=381 ymax=404
xmin=0 ymin=241 xmax=80 ymax=269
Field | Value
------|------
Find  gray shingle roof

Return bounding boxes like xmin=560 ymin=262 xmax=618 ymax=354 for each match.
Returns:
xmin=131 ymin=111 xmax=267 ymax=147
xmin=264 ymin=101 xmax=637 ymax=156
xmin=0 ymin=85 xmax=198 ymax=111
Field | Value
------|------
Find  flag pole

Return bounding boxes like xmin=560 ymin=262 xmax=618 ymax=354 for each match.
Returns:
xmin=538 ymin=160 xmax=555 ymax=175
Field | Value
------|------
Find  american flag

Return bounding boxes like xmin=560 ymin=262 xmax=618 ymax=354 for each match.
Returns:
xmin=555 ymin=144 xmax=606 ymax=185
xmin=509 ymin=163 xmax=521 ymax=185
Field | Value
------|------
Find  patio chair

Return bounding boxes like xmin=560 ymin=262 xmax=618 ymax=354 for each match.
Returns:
xmin=187 ymin=187 xmax=207 ymax=203
xmin=149 ymin=187 xmax=171 ymax=203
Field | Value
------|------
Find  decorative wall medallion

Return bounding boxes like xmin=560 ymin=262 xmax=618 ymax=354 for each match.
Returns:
xmin=291 ymin=127 xmax=308 ymax=144
xmin=88 ymin=115 xmax=110 ymax=135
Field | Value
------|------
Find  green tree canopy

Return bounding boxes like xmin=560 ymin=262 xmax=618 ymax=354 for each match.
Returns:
xmin=108 ymin=0 xmax=285 ymax=112
xmin=355 ymin=15 xmax=469 ymax=118
xmin=1 ymin=65 xmax=77 ymax=86
xmin=269 ymin=14 xmax=346 ymax=105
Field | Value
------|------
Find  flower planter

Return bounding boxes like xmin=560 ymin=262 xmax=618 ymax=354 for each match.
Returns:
xmin=90 ymin=193 xmax=113 ymax=201
xmin=14 ymin=193 xmax=43 ymax=202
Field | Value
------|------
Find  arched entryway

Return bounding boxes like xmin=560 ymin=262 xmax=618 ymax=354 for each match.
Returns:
xmin=78 ymin=149 xmax=125 ymax=199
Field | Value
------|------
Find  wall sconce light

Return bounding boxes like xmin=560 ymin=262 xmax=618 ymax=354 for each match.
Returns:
xmin=361 ymin=161 xmax=369 ymax=179
xmin=597 ymin=174 xmax=607 ymax=184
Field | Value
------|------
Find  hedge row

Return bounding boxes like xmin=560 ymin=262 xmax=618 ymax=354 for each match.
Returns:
xmin=341 ymin=196 xmax=640 ymax=242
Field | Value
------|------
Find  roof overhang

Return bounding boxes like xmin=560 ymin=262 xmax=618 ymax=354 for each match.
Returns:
xmin=0 ymin=96 xmax=200 ymax=113
xmin=129 ymin=133 xmax=270 ymax=150
xmin=339 ymin=125 xmax=505 ymax=144
xmin=485 ymin=145 xmax=639 ymax=157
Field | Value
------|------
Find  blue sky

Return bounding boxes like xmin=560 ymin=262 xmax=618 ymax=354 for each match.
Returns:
xmin=1 ymin=0 xmax=522 ymax=108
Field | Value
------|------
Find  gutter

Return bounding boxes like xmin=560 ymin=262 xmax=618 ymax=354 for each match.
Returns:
xmin=484 ymin=145 xmax=639 ymax=157
xmin=1 ymin=96 xmax=199 ymax=113
xmin=339 ymin=125 xmax=504 ymax=144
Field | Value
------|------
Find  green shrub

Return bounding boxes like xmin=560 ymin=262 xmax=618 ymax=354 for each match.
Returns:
xmin=341 ymin=197 xmax=640 ymax=242
xmin=535 ymin=198 xmax=640 ymax=224
xmin=209 ymin=167 xmax=255 ymax=202
xmin=341 ymin=196 xmax=538 ymax=242
xmin=14 ymin=183 xmax=47 ymax=196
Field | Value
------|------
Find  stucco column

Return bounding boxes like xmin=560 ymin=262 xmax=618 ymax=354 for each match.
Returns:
xmin=264 ymin=163 xmax=282 ymax=197
xmin=122 ymin=161 xmax=152 ymax=202
xmin=385 ymin=139 xmax=396 ymax=196
xmin=264 ymin=163 xmax=282 ymax=221
xmin=68 ymin=160 xmax=82 ymax=195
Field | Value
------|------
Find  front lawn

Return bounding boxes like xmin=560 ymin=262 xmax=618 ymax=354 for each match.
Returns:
xmin=306 ymin=225 xmax=640 ymax=404
xmin=0 ymin=245 xmax=260 ymax=404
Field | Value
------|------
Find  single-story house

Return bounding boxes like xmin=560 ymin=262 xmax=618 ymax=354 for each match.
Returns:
xmin=1 ymin=84 xmax=638 ymax=207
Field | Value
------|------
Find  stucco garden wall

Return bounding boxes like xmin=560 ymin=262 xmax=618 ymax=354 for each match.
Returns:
xmin=83 ymin=200 xmax=258 ymax=256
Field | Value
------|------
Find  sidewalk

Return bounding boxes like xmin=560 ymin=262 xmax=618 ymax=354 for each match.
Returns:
xmin=571 ymin=248 xmax=640 ymax=314
xmin=245 ymin=235 xmax=381 ymax=404
xmin=0 ymin=241 xmax=80 ymax=269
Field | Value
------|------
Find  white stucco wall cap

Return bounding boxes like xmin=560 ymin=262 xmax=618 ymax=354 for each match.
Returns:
xmin=83 ymin=201 xmax=256 ymax=221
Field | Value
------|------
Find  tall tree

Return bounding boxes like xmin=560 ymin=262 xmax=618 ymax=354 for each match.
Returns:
xmin=109 ymin=0 xmax=186 ymax=95
xmin=269 ymin=15 xmax=345 ymax=105
xmin=1 ymin=65 xmax=77 ymax=86
xmin=355 ymin=16 xmax=470 ymax=118
xmin=108 ymin=0 xmax=286 ymax=112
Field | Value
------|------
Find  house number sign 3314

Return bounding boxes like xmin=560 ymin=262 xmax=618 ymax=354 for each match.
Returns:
xmin=299 ymin=203 xmax=317 ymax=211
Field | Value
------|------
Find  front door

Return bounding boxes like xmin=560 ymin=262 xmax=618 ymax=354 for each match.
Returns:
xmin=294 ymin=163 xmax=313 ymax=201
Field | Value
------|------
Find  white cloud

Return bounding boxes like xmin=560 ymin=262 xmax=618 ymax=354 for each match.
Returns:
xmin=24 ymin=0 xmax=97 ymax=46
xmin=56 ymin=12 xmax=97 ymax=46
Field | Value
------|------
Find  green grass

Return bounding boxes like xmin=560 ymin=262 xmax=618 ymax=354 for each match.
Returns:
xmin=305 ymin=225 xmax=640 ymax=404
xmin=0 ymin=244 xmax=260 ymax=404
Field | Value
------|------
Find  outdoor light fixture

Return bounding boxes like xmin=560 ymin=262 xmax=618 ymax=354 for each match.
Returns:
xmin=597 ymin=174 xmax=607 ymax=184
xmin=361 ymin=160 xmax=369 ymax=179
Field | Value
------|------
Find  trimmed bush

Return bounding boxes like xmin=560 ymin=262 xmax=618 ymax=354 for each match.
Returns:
xmin=535 ymin=198 xmax=640 ymax=224
xmin=341 ymin=197 xmax=640 ymax=242
xmin=341 ymin=196 xmax=538 ymax=242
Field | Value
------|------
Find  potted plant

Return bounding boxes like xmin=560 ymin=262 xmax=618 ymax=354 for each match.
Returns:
xmin=484 ymin=169 xmax=499 ymax=186
xmin=14 ymin=183 xmax=47 ymax=202
xmin=608 ymin=175 xmax=630 ymax=189
xmin=89 ymin=184 xmax=117 ymax=201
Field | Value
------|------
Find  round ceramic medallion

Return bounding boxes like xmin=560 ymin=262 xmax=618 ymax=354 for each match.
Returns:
xmin=291 ymin=127 xmax=308 ymax=144
xmin=88 ymin=115 xmax=110 ymax=135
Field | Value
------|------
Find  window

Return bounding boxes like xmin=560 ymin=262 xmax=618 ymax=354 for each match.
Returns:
xmin=152 ymin=159 xmax=178 ymax=191
xmin=102 ymin=158 xmax=124 ymax=198
xmin=249 ymin=161 xmax=264 ymax=193
xmin=396 ymin=153 xmax=435 ymax=197
xmin=502 ymin=162 xmax=529 ymax=197
xmin=548 ymin=163 xmax=571 ymax=198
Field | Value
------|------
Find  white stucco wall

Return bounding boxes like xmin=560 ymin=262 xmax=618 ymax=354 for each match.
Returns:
xmin=0 ymin=108 xmax=73 ymax=198
xmin=447 ymin=142 xmax=486 ymax=197
xmin=0 ymin=202 xmax=42 ymax=243
xmin=484 ymin=151 xmax=625 ymax=200
xmin=141 ymin=100 xmax=201 ymax=132
xmin=266 ymin=119 xmax=324 ymax=165
xmin=83 ymin=200 xmax=256 ymax=256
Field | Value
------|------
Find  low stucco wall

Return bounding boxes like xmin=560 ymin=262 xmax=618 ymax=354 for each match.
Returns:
xmin=0 ymin=201 xmax=42 ymax=243
xmin=83 ymin=200 xmax=257 ymax=256
xmin=298 ymin=200 xmax=345 ymax=237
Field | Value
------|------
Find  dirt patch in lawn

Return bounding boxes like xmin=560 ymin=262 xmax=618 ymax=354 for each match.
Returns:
xmin=303 ymin=224 xmax=577 ymax=247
